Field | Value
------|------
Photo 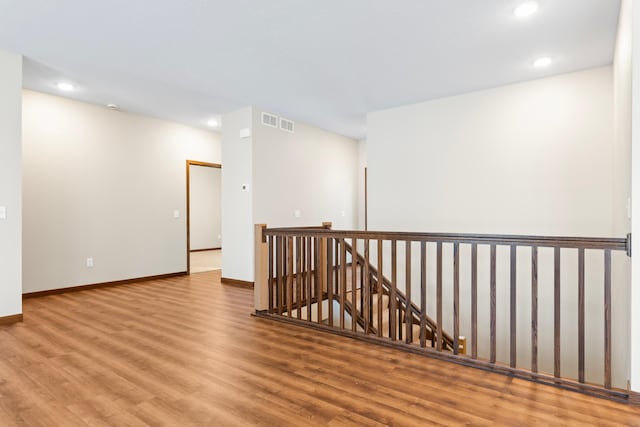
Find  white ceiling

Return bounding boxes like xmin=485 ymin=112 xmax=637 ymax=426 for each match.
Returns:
xmin=0 ymin=0 xmax=621 ymax=139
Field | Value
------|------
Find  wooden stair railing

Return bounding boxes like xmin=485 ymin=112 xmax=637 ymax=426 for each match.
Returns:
xmin=254 ymin=223 xmax=635 ymax=403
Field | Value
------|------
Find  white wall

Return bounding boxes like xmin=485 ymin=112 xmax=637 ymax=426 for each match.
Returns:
xmin=614 ymin=0 xmax=634 ymax=393
xmin=221 ymin=107 xmax=359 ymax=283
xmin=629 ymin=0 xmax=640 ymax=393
xmin=189 ymin=165 xmax=221 ymax=250
xmin=0 ymin=50 xmax=22 ymax=317
xmin=221 ymin=107 xmax=254 ymax=282
xmin=367 ymin=67 xmax=629 ymax=387
xmin=357 ymin=139 xmax=367 ymax=230
xmin=22 ymin=90 xmax=220 ymax=293
xmin=252 ymin=109 xmax=359 ymax=229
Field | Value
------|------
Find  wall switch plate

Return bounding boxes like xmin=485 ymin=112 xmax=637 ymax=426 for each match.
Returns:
xmin=341 ymin=210 xmax=346 ymax=217
xmin=239 ymin=128 xmax=251 ymax=138
xmin=0 ymin=206 xmax=6 ymax=220
xmin=174 ymin=209 xmax=180 ymax=219
xmin=86 ymin=257 xmax=94 ymax=268
xmin=294 ymin=209 xmax=301 ymax=218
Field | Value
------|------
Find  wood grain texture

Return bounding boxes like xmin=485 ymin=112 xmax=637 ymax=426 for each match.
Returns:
xmin=23 ymin=272 xmax=188 ymax=299
xmin=0 ymin=314 xmax=23 ymax=326
xmin=2 ymin=270 xmax=638 ymax=426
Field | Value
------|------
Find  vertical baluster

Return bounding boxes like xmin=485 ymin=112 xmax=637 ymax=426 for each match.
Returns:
xmin=296 ymin=236 xmax=302 ymax=320
xmin=268 ymin=235 xmax=274 ymax=314
xmin=390 ymin=240 xmax=397 ymax=341
xmin=437 ymin=241 xmax=443 ymax=351
xmin=327 ymin=237 xmax=334 ymax=327
xmin=334 ymin=240 xmax=339 ymax=297
xmin=510 ymin=245 xmax=517 ymax=368
xmin=604 ymin=249 xmax=612 ymax=389
xmin=578 ymin=248 xmax=585 ymax=383
xmin=364 ymin=239 xmax=370 ymax=334
xmin=306 ymin=236 xmax=312 ymax=322
xmin=340 ymin=238 xmax=346 ymax=329
xmin=531 ymin=246 xmax=538 ymax=374
xmin=471 ymin=243 xmax=478 ymax=359
xmin=398 ymin=304 xmax=403 ymax=341
xmin=405 ymin=241 xmax=412 ymax=344
xmin=453 ymin=242 xmax=460 ymax=355
xmin=554 ymin=247 xmax=561 ymax=379
xmin=377 ymin=240 xmax=384 ymax=338
xmin=490 ymin=244 xmax=496 ymax=364
xmin=316 ymin=237 xmax=322 ymax=324
xmin=276 ymin=236 xmax=283 ymax=315
xmin=287 ymin=237 xmax=294 ymax=317
xmin=420 ymin=241 xmax=427 ymax=348
xmin=352 ymin=237 xmax=358 ymax=332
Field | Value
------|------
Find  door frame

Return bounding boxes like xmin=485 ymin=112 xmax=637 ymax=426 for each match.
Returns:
xmin=186 ymin=160 xmax=222 ymax=274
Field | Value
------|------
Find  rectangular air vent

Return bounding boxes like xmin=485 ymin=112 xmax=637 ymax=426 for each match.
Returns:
xmin=279 ymin=117 xmax=295 ymax=133
xmin=261 ymin=112 xmax=278 ymax=128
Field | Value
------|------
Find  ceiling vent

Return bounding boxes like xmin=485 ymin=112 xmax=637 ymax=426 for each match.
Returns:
xmin=280 ymin=117 xmax=295 ymax=133
xmin=261 ymin=112 xmax=278 ymax=128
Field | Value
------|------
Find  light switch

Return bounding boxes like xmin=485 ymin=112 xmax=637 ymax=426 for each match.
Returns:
xmin=0 ymin=206 xmax=5 ymax=220
xmin=294 ymin=209 xmax=301 ymax=218
xmin=174 ymin=209 xmax=180 ymax=219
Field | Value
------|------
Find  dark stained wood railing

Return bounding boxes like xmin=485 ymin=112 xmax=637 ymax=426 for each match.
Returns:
xmin=254 ymin=223 xmax=632 ymax=402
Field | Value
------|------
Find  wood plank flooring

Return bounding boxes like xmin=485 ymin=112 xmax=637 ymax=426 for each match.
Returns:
xmin=1 ymin=270 xmax=639 ymax=426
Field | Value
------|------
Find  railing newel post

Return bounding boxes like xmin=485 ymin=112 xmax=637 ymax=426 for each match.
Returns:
xmin=254 ymin=224 xmax=269 ymax=312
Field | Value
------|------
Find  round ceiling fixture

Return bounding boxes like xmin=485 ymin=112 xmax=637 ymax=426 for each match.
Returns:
xmin=515 ymin=2 xmax=539 ymax=18
xmin=107 ymin=103 xmax=119 ymax=110
xmin=207 ymin=119 xmax=219 ymax=127
xmin=56 ymin=82 xmax=74 ymax=92
xmin=533 ymin=57 xmax=552 ymax=68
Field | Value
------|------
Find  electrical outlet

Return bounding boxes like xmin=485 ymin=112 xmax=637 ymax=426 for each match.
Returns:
xmin=86 ymin=257 xmax=94 ymax=268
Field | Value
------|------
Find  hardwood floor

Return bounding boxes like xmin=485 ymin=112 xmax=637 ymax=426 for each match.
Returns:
xmin=1 ymin=271 xmax=639 ymax=426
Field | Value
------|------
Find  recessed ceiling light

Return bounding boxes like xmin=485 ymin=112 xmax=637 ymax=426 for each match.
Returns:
xmin=533 ymin=57 xmax=552 ymax=68
xmin=107 ymin=103 xmax=119 ymax=110
xmin=515 ymin=2 xmax=539 ymax=18
xmin=207 ymin=119 xmax=219 ymax=127
xmin=56 ymin=82 xmax=74 ymax=92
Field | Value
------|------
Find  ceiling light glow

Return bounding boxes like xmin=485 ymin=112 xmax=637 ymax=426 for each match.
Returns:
xmin=207 ymin=119 xmax=219 ymax=127
xmin=533 ymin=57 xmax=552 ymax=68
xmin=57 ymin=82 xmax=74 ymax=91
xmin=515 ymin=2 xmax=539 ymax=18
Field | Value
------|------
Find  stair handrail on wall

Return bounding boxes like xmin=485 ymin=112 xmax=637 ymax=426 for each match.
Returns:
xmin=253 ymin=223 xmax=633 ymax=402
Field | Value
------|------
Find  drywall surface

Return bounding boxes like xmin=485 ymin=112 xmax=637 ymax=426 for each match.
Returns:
xmin=613 ymin=0 xmax=633 ymax=392
xmin=22 ymin=90 xmax=220 ymax=292
xmin=367 ymin=67 xmax=629 ymax=387
xmin=0 ymin=50 xmax=22 ymax=317
xmin=629 ymin=0 xmax=640 ymax=393
xmin=221 ymin=107 xmax=254 ymax=283
xmin=358 ymin=139 xmax=367 ymax=230
xmin=252 ymin=109 xmax=359 ymax=230
xmin=189 ymin=165 xmax=221 ymax=250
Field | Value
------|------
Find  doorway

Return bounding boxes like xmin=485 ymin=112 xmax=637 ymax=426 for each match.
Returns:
xmin=186 ymin=160 xmax=222 ymax=274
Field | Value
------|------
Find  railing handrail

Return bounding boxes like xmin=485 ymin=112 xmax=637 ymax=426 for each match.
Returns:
xmin=264 ymin=227 xmax=629 ymax=252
